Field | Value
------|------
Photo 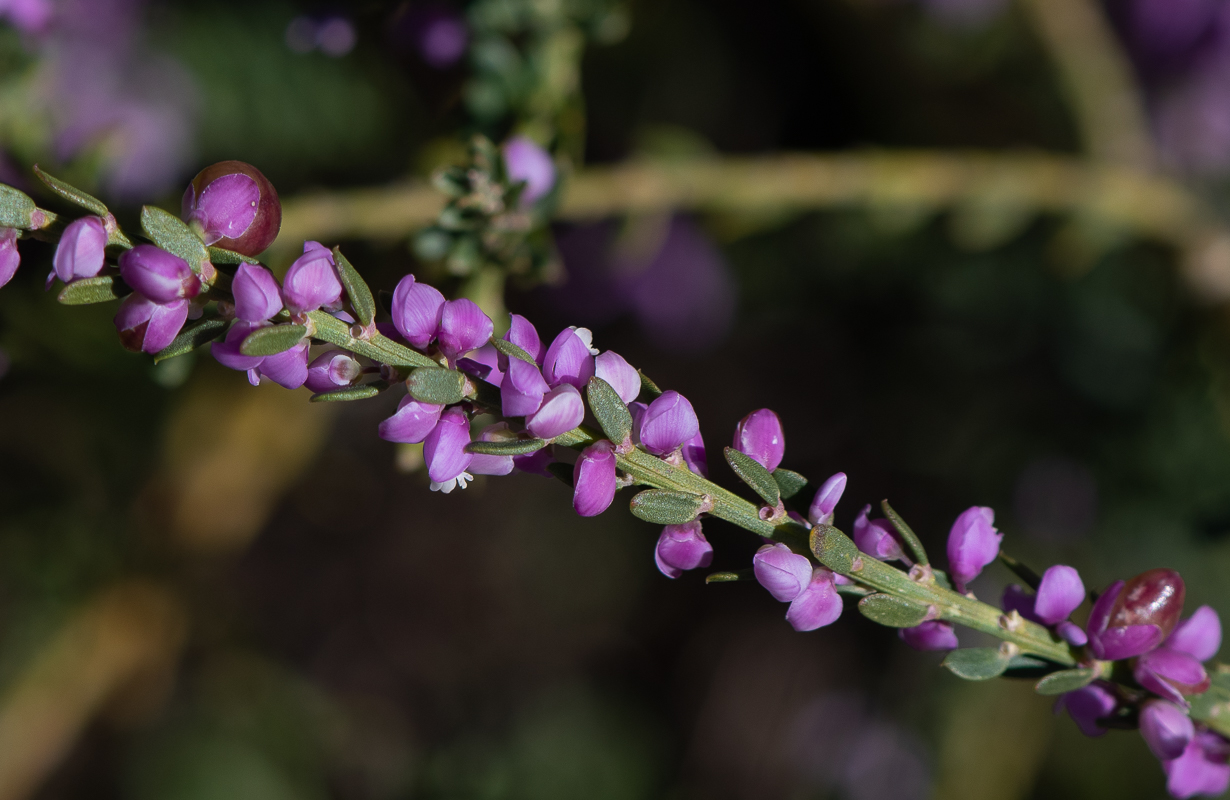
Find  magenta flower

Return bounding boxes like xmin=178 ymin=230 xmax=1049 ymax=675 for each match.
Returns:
xmin=898 ymin=620 xmax=959 ymax=651
xmin=1168 ymin=606 xmax=1222 ymax=662
xmin=391 ymin=274 xmax=445 ymax=349
xmin=0 ymin=228 xmax=19 ymax=289
xmin=183 ymin=161 xmax=281 ymax=255
xmin=542 ymin=327 xmax=596 ymax=389
xmin=513 ymin=446 xmax=555 ymax=478
xmin=594 ymin=350 xmax=641 ymax=405
xmin=1057 ymin=684 xmax=1119 ymax=737
xmin=457 ymin=342 xmax=504 ymax=386
xmin=654 ymin=521 xmax=713 ymax=578
xmin=114 ymin=293 xmax=189 ymax=354
xmin=753 ymin=542 xmax=813 ymax=602
xmin=946 ymin=506 xmax=1002 ymax=592
xmin=378 ymin=396 xmax=444 ymax=444
xmin=573 ymin=439 xmax=617 ymax=516
xmin=503 ymin=136 xmax=556 ymax=205
xmin=853 ymin=505 xmax=907 ymax=563
xmin=1135 ymin=648 xmax=1210 ymax=706
xmin=305 ymin=350 xmax=362 ymax=394
xmin=501 ymin=357 xmax=550 ymax=418
xmin=53 ymin=216 xmax=107 ymax=283
xmin=1034 ymin=565 xmax=1085 ymax=626
xmin=437 ymin=298 xmax=493 ymax=364
xmin=118 ymin=245 xmax=200 ymax=303
xmin=282 ymin=241 xmax=342 ymax=314
xmin=638 ymin=390 xmax=699 ymax=456
xmin=680 ymin=430 xmax=708 ymax=477
xmin=504 ymin=313 xmax=544 ymax=363
xmin=808 ymin=472 xmax=846 ymax=527
xmin=210 ymin=321 xmax=265 ymax=375
xmin=232 ymin=262 xmax=284 ymax=322
xmin=1164 ymin=731 xmax=1230 ymax=799
xmin=1087 ymin=569 xmax=1186 ymax=661
xmin=734 ymin=408 xmax=785 ymax=472
xmin=1141 ymin=700 xmax=1195 ymax=762
xmin=423 ymin=407 xmax=472 ymax=491
xmin=785 ymin=568 xmax=843 ymax=631
xmin=469 ymin=423 xmax=516 ymax=477
xmin=253 ymin=341 xmax=309 ymax=390
xmin=525 ymin=383 xmax=584 ymax=440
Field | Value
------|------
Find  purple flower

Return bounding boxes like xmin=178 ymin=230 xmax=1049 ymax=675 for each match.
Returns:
xmin=654 ymin=521 xmax=713 ymax=578
xmin=946 ymin=506 xmax=1002 ymax=592
xmin=53 ymin=216 xmax=107 ymax=283
xmin=457 ymin=342 xmax=504 ymax=386
xmin=808 ymin=472 xmax=847 ymax=526
xmin=423 ymin=407 xmax=472 ymax=491
xmin=503 ymin=136 xmax=555 ymax=206
xmin=733 ymin=408 xmax=785 ymax=472
xmin=210 ymin=320 xmax=265 ymax=374
xmin=1168 ymin=606 xmax=1223 ymax=662
xmin=525 ymin=383 xmax=584 ymax=440
xmin=183 ymin=161 xmax=281 ymax=255
xmin=118 ymin=245 xmax=200 ymax=303
xmin=898 ymin=620 xmax=959 ymax=651
xmin=305 ymin=350 xmax=362 ymax=394
xmin=853 ymin=505 xmax=907 ymax=563
xmin=437 ymin=298 xmax=493 ymax=364
xmin=378 ymin=396 xmax=444 ymax=444
xmin=1087 ymin=569 xmax=1186 ymax=661
xmin=504 ymin=313 xmax=544 ymax=363
xmin=1135 ymin=648 xmax=1210 ymax=706
xmin=594 ymin=350 xmax=641 ymax=405
xmin=469 ymin=423 xmax=515 ymax=477
xmin=573 ymin=439 xmax=617 ymax=517
xmin=232 ymin=262 xmax=283 ymax=322
xmin=1141 ymin=700 xmax=1196 ymax=761
xmin=114 ymin=293 xmax=189 ymax=354
xmin=1034 ymin=565 xmax=1085 ymax=626
xmin=391 ymin=274 xmax=445 ymax=349
xmin=681 ymin=430 xmax=708 ymax=477
xmin=254 ymin=341 xmax=309 ymax=389
xmin=638 ymin=390 xmax=699 ymax=456
xmin=786 ymin=568 xmax=843 ymax=631
xmin=0 ymin=227 xmax=19 ymax=289
xmin=753 ymin=542 xmax=813 ymax=602
xmin=1056 ymin=684 xmax=1119 ymax=737
xmin=513 ymin=446 xmax=555 ymax=478
xmin=1056 ymin=621 xmax=1088 ymax=647
xmin=542 ymin=327 xmax=596 ymax=389
xmin=0 ymin=0 xmax=52 ymax=33
xmin=1164 ymin=731 xmax=1230 ymax=799
xmin=501 ymin=357 xmax=550 ymax=418
xmin=282 ymin=241 xmax=342 ymax=314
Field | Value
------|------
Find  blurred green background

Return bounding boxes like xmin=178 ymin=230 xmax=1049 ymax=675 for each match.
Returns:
xmin=2 ymin=0 xmax=1229 ymax=798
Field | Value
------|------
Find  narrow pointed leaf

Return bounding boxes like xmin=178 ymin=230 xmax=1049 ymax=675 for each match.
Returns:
xmin=57 ymin=275 xmax=129 ymax=305
xmin=811 ymin=524 xmax=860 ymax=573
xmin=154 ymin=318 xmax=229 ymax=362
xmin=310 ymin=383 xmax=386 ymax=403
xmin=407 ymin=367 xmax=467 ymax=405
xmin=638 ymin=370 xmax=661 ymax=399
xmin=34 ymin=165 xmax=109 ymax=217
xmin=208 ymin=246 xmax=260 ymax=264
xmin=332 ymin=246 xmax=376 ymax=327
xmin=880 ymin=500 xmax=930 ymax=565
xmin=705 ymin=570 xmax=753 ymax=584
xmin=772 ymin=468 xmax=808 ymax=500
xmin=306 ymin=310 xmax=436 ymax=369
xmin=724 ymin=447 xmax=780 ymax=506
xmin=630 ymin=490 xmax=706 ymax=525
xmin=465 ymin=438 xmax=547 ymax=456
xmin=0 ymin=184 xmax=38 ymax=229
xmin=490 ymin=336 xmax=536 ymax=364
xmin=857 ymin=594 xmax=933 ymax=627
xmin=941 ymin=647 xmax=1012 ymax=681
xmin=240 ymin=324 xmax=307 ymax=357
xmin=1034 ymin=668 xmax=1096 ymax=696
xmin=140 ymin=205 xmax=209 ymax=272
xmin=586 ymin=376 xmax=632 ymax=444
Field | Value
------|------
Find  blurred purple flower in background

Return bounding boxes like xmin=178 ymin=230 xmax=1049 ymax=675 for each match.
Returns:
xmin=0 ymin=0 xmax=52 ymax=34
xmin=286 ymin=14 xmax=357 ymax=57
xmin=386 ymin=3 xmax=468 ymax=69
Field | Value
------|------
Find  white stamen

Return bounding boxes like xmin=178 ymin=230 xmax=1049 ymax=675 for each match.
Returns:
xmin=429 ymin=472 xmax=473 ymax=494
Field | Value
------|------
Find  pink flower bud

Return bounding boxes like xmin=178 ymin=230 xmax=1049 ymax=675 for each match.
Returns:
xmin=753 ymin=542 xmax=813 ymax=602
xmin=437 ymin=298 xmax=493 ymax=363
xmin=946 ymin=506 xmax=1002 ymax=592
xmin=808 ymin=472 xmax=846 ymax=527
xmin=503 ymin=136 xmax=555 ymax=205
xmin=1141 ymin=700 xmax=1195 ymax=761
xmin=542 ymin=327 xmax=596 ymax=389
xmin=183 ymin=161 xmax=281 ymax=255
xmin=282 ymin=241 xmax=342 ymax=314
xmin=423 ymin=407 xmax=472 ymax=485
xmin=595 ymin=350 xmax=641 ymax=405
xmin=0 ymin=228 xmax=18 ymax=289
xmin=114 ymin=293 xmax=189 ymax=354
xmin=232 ymin=262 xmax=284 ymax=322
xmin=573 ymin=439 xmax=617 ymax=516
xmin=391 ymin=273 xmax=445 ymax=349
xmin=501 ymin=357 xmax=550 ymax=418
xmin=1168 ymin=606 xmax=1222 ymax=662
xmin=898 ymin=620 xmax=959 ymax=651
xmin=118 ymin=245 xmax=200 ymax=303
xmin=526 ymin=384 xmax=584 ymax=440
xmin=1088 ymin=569 xmax=1185 ymax=661
xmin=785 ymin=568 xmax=843 ymax=631
xmin=53 ymin=216 xmax=107 ymax=282
xmin=733 ymin=408 xmax=785 ymax=472
xmin=305 ymin=350 xmax=362 ymax=394
xmin=378 ymin=396 xmax=444 ymax=444
xmin=1135 ymin=648 xmax=1210 ymax=705
xmin=854 ymin=505 xmax=907 ymax=563
xmin=1034 ymin=565 xmax=1085 ymax=626
xmin=654 ymin=521 xmax=713 ymax=578
xmin=638 ymin=390 xmax=699 ymax=456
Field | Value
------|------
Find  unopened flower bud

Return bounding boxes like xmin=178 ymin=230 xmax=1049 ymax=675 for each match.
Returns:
xmin=1135 ymin=648 xmax=1210 ymax=705
xmin=542 ymin=327 xmax=596 ymax=389
xmin=469 ymin=423 xmax=515 ymax=476
xmin=1141 ymin=700 xmax=1195 ymax=761
xmin=1088 ymin=568 xmax=1185 ymax=661
xmin=114 ymin=293 xmax=189 ymax=354
xmin=503 ymin=136 xmax=555 ymax=206
xmin=786 ymin=568 xmax=843 ymax=631
xmin=808 ymin=472 xmax=847 ymax=526
xmin=183 ymin=161 xmax=281 ymax=255
xmin=946 ymin=506 xmax=1002 ymax=592
xmin=1168 ymin=606 xmax=1222 ymax=662
xmin=423 ymin=407 xmax=472 ymax=485
xmin=118 ymin=245 xmax=200 ymax=303
xmin=505 ymin=313 xmax=543 ymax=363
xmin=282 ymin=241 xmax=342 ymax=314
xmin=378 ymin=396 xmax=444 ymax=444
xmin=898 ymin=620 xmax=959 ymax=651
xmin=305 ymin=350 xmax=362 ymax=394
xmin=1057 ymin=684 xmax=1119 ymax=737
xmin=654 ymin=521 xmax=713 ymax=578
xmin=638 ymin=390 xmax=700 ymax=456
xmin=526 ymin=383 xmax=584 ymax=440
xmin=0 ymin=228 xmax=18 ymax=289
xmin=437 ymin=298 xmax=493 ymax=363
xmin=210 ymin=321 xmax=266 ymax=373
xmin=232 ymin=262 xmax=284 ymax=321
xmin=573 ymin=439 xmax=617 ymax=516
xmin=734 ymin=408 xmax=785 ymax=472
xmin=854 ymin=505 xmax=907 ymax=563
xmin=1034 ymin=565 xmax=1085 ymax=626
xmin=753 ymin=542 xmax=813 ymax=602
xmin=53 ymin=216 xmax=106 ymax=283
xmin=1163 ymin=732 xmax=1230 ymax=798
xmin=391 ymin=273 xmax=445 ymax=349
xmin=595 ymin=351 xmax=641 ymax=405
xmin=501 ymin=358 xmax=550 ymax=417
xmin=681 ymin=430 xmax=708 ymax=477
xmin=255 ymin=341 xmax=309 ymax=389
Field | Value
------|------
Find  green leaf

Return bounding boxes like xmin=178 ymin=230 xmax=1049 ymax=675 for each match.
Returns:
xmin=999 ymin=553 xmax=1042 ymax=590
xmin=466 ymin=438 xmax=547 ymax=456
xmin=638 ymin=370 xmax=661 ymax=400
xmin=1003 ymin=654 xmax=1055 ymax=679
xmin=310 ymin=384 xmax=384 ymax=403
xmin=880 ymin=500 xmax=930 ymax=565
xmin=306 ymin=310 xmax=436 ymax=369
xmin=239 ymin=324 xmax=307 ymax=357
xmin=140 ymin=206 xmax=209 ymax=271
xmin=705 ymin=570 xmax=752 ymax=584
xmin=942 ymin=647 xmax=1012 ymax=681
xmin=773 ymin=468 xmax=808 ymax=500
xmin=630 ymin=490 xmax=706 ymax=525
xmin=332 ymin=246 xmax=376 ymax=327
xmin=836 ymin=584 xmax=874 ymax=597
xmin=1034 ymin=668 xmax=1096 ymax=695
xmin=34 ymin=165 xmax=109 ymax=217
xmin=724 ymin=447 xmax=780 ymax=506
xmin=0 ymin=184 xmax=37 ymax=229
xmin=407 ymin=367 xmax=467 ymax=405
xmin=490 ymin=336 xmax=536 ymax=365
xmin=154 ymin=318 xmax=229 ymax=363
xmin=857 ymin=594 xmax=933 ymax=628
xmin=57 ymin=275 xmax=128 ymax=305
xmin=586 ymin=376 xmax=632 ymax=444
xmin=811 ymin=524 xmax=860 ymax=573
xmin=208 ymin=246 xmax=260 ymax=265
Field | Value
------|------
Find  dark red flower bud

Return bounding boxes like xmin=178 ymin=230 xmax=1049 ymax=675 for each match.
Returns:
xmin=182 ymin=161 xmax=281 ymax=256
xmin=1110 ymin=568 xmax=1186 ymax=638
